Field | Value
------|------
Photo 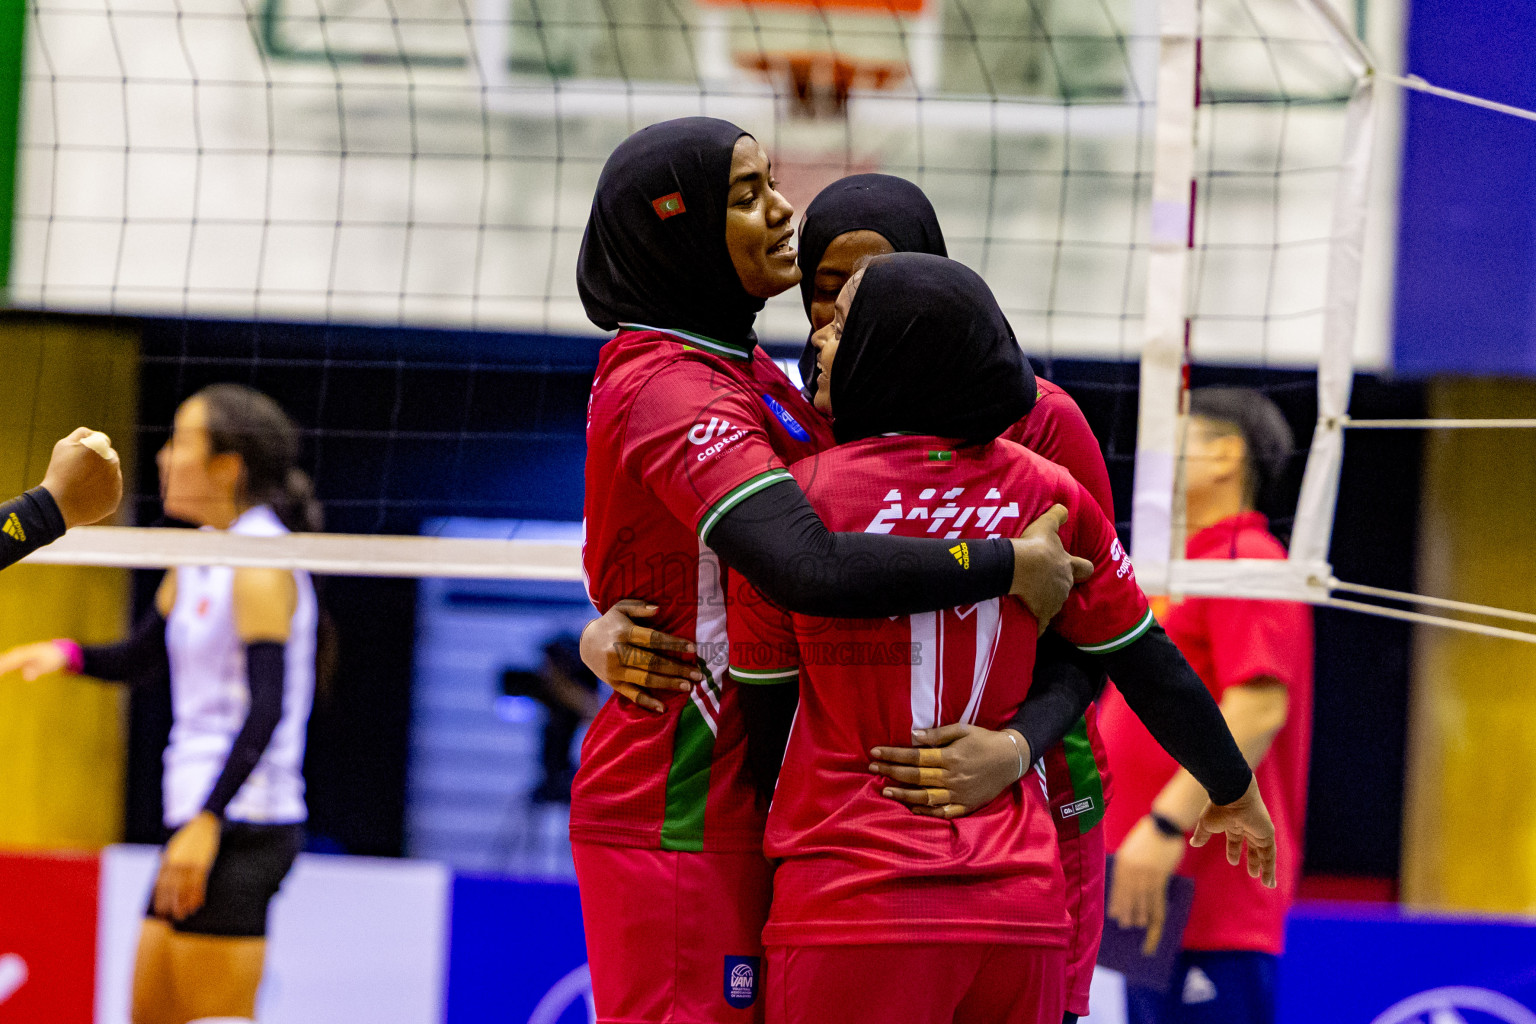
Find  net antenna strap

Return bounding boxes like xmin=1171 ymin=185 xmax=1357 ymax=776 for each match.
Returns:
xmin=1130 ymin=0 xmax=1201 ymax=597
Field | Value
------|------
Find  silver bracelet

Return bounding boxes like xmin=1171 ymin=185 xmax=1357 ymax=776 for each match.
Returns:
xmin=1004 ymin=731 xmax=1026 ymax=782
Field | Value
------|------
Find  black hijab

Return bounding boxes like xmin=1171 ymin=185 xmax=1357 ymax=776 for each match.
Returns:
xmin=577 ymin=117 xmax=762 ymax=347
xmin=830 ymin=252 xmax=1036 ymax=446
xmin=796 ymin=174 xmax=947 ymax=389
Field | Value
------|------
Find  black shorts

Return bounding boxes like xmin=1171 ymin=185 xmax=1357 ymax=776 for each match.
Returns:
xmin=146 ymin=821 xmax=304 ymax=938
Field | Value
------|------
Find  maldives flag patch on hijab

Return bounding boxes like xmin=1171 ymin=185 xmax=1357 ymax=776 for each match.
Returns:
xmin=652 ymin=192 xmax=686 ymax=219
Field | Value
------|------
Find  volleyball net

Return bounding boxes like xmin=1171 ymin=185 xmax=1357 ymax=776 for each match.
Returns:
xmin=8 ymin=0 xmax=1535 ymax=640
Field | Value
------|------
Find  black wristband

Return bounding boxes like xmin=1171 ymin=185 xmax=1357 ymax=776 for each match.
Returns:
xmin=1149 ymin=811 xmax=1187 ymax=839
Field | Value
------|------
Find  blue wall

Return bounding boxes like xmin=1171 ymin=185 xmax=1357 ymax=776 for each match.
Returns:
xmin=1395 ymin=0 xmax=1536 ymax=376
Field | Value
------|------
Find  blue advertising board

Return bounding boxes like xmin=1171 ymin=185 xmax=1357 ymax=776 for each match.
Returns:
xmin=1394 ymin=0 xmax=1536 ymax=377
xmin=1279 ymin=904 xmax=1536 ymax=1024
xmin=445 ymin=875 xmax=590 ymax=1024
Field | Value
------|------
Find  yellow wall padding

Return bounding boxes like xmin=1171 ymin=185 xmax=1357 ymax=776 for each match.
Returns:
xmin=1403 ymin=377 xmax=1536 ymax=912
xmin=0 ymin=315 xmax=138 ymax=851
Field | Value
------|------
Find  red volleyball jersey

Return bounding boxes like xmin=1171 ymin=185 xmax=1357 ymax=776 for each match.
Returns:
xmin=575 ymin=328 xmax=833 ymax=853
xmin=1003 ymin=378 xmax=1116 ymax=521
xmin=1098 ymin=511 xmax=1313 ymax=954
xmin=728 ymin=436 xmax=1153 ymax=946
xmin=1005 ymin=378 xmax=1119 ymax=838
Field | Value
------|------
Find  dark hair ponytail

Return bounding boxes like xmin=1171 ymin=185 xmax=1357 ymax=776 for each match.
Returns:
xmin=195 ymin=383 xmax=323 ymax=533
xmin=195 ymin=382 xmax=337 ymax=696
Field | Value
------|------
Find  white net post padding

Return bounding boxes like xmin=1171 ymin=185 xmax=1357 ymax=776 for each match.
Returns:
xmin=1132 ymin=1 xmax=1536 ymax=643
xmin=1286 ymin=0 xmax=1372 ymax=579
xmin=1132 ymin=0 xmax=1374 ymax=607
xmin=1129 ymin=0 xmax=1199 ymax=598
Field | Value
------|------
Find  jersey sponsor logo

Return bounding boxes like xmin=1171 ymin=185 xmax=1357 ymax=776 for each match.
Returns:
xmin=760 ymin=393 xmax=810 ymax=441
xmin=1110 ymin=536 xmax=1135 ymax=579
xmin=1059 ymin=796 xmax=1096 ymax=819
xmin=652 ymin=192 xmax=686 ymax=219
xmin=1 ymin=514 xmax=24 ymax=542
xmin=949 ymin=542 xmax=970 ymax=569
xmin=687 ymin=417 xmax=748 ymax=462
xmin=865 ymin=486 xmax=1019 ymax=539
xmin=723 ymin=955 xmax=759 ymax=1009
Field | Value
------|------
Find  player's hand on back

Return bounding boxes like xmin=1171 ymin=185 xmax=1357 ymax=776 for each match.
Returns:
xmin=1190 ymin=775 xmax=1278 ymax=888
xmin=580 ymin=599 xmax=701 ymax=714
xmin=868 ymin=724 xmax=1029 ymax=820
xmin=1009 ymin=505 xmax=1094 ymax=631
xmin=0 ymin=640 xmax=70 ymax=682
xmin=40 ymin=427 xmax=123 ymax=528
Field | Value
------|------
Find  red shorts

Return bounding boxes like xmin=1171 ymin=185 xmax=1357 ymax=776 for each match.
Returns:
xmin=766 ymin=943 xmax=1066 ymax=1024
xmin=1061 ymin=823 xmax=1107 ymax=1017
xmin=573 ymin=842 xmax=773 ymax=1024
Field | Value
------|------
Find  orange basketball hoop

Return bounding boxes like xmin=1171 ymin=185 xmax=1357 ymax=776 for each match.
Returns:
xmin=735 ymin=50 xmax=909 ymax=117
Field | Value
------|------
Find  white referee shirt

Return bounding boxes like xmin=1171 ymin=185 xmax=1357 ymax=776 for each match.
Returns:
xmin=162 ymin=505 xmax=317 ymax=827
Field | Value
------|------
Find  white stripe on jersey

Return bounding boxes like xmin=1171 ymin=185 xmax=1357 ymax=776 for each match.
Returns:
xmin=909 ymin=611 xmax=938 ymax=731
xmin=959 ymin=599 xmax=1002 ymax=726
xmin=690 ymin=538 xmax=728 ymax=736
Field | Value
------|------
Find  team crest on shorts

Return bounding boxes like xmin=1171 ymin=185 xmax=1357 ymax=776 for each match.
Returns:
xmin=723 ymin=955 xmax=759 ymax=1009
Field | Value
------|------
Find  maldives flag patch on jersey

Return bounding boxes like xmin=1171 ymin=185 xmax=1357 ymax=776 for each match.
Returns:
xmin=652 ymin=192 xmax=686 ymax=219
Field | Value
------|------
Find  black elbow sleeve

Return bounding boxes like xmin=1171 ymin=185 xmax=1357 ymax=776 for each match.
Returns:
xmin=1007 ymin=633 xmax=1105 ymax=760
xmin=1095 ymin=626 xmax=1252 ymax=806
xmin=707 ymin=481 xmax=1014 ymax=618
xmin=202 ymin=641 xmax=287 ymax=817
xmin=81 ymin=607 xmax=169 ymax=685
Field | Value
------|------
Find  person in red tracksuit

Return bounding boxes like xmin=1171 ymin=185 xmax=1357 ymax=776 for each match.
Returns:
xmin=1098 ymin=387 xmax=1312 ymax=1024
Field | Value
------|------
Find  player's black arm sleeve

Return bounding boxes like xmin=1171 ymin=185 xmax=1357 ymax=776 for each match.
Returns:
xmin=81 ymin=607 xmax=170 ymax=685
xmin=1004 ymin=633 xmax=1105 ymax=761
xmin=202 ymin=641 xmax=286 ymax=817
xmin=737 ymin=679 xmax=799 ymax=802
xmin=706 ymin=480 xmax=1014 ymax=619
xmin=0 ymin=488 xmax=67 ymax=571
xmin=1090 ymin=624 xmax=1253 ymax=806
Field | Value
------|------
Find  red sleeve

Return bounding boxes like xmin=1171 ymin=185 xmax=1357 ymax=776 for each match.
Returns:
xmin=727 ymin=573 xmax=800 ymax=686
xmin=1205 ymin=598 xmax=1312 ymax=695
xmin=621 ymin=359 xmax=794 ymax=542
xmin=1050 ymin=480 xmax=1153 ymax=652
xmin=1012 ymin=389 xmax=1116 ymax=521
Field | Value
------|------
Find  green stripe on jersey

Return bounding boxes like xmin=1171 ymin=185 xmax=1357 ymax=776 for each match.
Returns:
xmin=660 ymin=699 xmax=715 ymax=852
xmin=1060 ymin=717 xmax=1107 ymax=835
xmin=697 ymin=469 xmax=795 ymax=543
xmin=729 ymin=664 xmax=799 ymax=685
xmin=618 ymin=323 xmax=753 ymax=362
xmin=1076 ymin=608 xmax=1155 ymax=655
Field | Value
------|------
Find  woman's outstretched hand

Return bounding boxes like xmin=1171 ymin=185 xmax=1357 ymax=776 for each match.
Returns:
xmin=0 ymin=641 xmax=69 ymax=681
xmin=1191 ymin=775 xmax=1278 ymax=888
